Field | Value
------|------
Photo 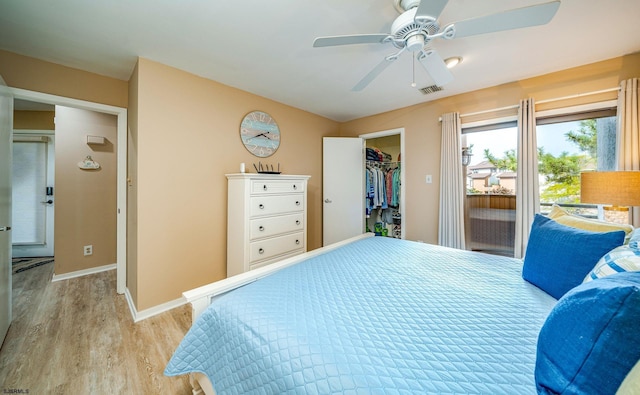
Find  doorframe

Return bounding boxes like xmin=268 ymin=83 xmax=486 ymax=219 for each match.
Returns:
xmin=359 ymin=127 xmax=405 ymax=239
xmin=10 ymin=88 xmax=127 ymax=294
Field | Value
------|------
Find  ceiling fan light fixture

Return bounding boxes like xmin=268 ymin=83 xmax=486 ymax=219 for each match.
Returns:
xmin=444 ymin=56 xmax=462 ymax=69
xmin=406 ymin=34 xmax=425 ymax=52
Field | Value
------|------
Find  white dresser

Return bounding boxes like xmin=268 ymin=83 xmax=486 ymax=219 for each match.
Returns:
xmin=226 ymin=173 xmax=311 ymax=277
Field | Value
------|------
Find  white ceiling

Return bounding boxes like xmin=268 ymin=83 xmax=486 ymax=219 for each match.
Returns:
xmin=1 ymin=0 xmax=639 ymax=122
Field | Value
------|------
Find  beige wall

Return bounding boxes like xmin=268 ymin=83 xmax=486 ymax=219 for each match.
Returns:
xmin=0 ymin=50 xmax=128 ymax=108
xmin=54 ymin=106 xmax=118 ymax=274
xmin=131 ymin=58 xmax=339 ymax=310
xmin=339 ymin=53 xmax=640 ymax=244
xmin=13 ymin=110 xmax=55 ymax=130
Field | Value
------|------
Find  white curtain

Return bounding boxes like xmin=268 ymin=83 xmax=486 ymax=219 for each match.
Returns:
xmin=438 ymin=112 xmax=466 ymax=249
xmin=617 ymin=78 xmax=640 ymax=226
xmin=514 ymin=98 xmax=540 ymax=259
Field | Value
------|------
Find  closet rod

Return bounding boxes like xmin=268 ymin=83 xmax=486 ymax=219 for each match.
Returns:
xmin=366 ymin=161 xmax=400 ymax=167
xmin=439 ymin=86 xmax=620 ymax=121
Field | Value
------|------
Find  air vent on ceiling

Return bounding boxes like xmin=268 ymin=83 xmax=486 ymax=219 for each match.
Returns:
xmin=419 ymin=85 xmax=444 ymax=95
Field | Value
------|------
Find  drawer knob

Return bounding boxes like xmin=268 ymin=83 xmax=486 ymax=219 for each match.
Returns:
xmin=295 ymin=240 xmax=300 ymax=245
xmin=295 ymin=201 xmax=300 ymax=206
xmin=295 ymin=220 xmax=300 ymax=225
xmin=263 ymin=185 xmax=268 ymax=191
xmin=292 ymin=184 xmax=297 ymax=190
xmin=259 ymin=248 xmax=265 ymax=254
xmin=259 ymin=226 xmax=265 ymax=231
xmin=259 ymin=204 xmax=265 ymax=209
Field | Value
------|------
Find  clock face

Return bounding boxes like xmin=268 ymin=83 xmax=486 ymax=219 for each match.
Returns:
xmin=240 ymin=111 xmax=281 ymax=157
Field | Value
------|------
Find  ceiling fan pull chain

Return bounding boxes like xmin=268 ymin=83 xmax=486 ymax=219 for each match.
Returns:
xmin=411 ymin=52 xmax=417 ymax=88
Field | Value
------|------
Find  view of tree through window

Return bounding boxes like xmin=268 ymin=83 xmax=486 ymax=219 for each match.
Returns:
xmin=537 ymin=117 xmax=616 ymax=207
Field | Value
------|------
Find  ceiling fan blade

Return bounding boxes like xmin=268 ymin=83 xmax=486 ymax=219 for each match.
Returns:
xmin=417 ymin=49 xmax=454 ymax=86
xmin=414 ymin=0 xmax=449 ymax=22
xmin=451 ymin=1 xmax=560 ymax=39
xmin=352 ymin=58 xmax=395 ymax=91
xmin=313 ymin=34 xmax=391 ymax=47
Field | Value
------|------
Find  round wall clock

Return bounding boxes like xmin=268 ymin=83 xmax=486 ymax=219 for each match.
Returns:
xmin=239 ymin=110 xmax=281 ymax=157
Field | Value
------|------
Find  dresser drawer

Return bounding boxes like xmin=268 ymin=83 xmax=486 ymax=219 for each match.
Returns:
xmin=250 ymin=213 xmax=303 ymax=240
xmin=249 ymin=249 xmax=303 ymax=271
xmin=250 ymin=232 xmax=304 ymax=263
xmin=250 ymin=195 xmax=304 ymax=217
xmin=251 ymin=180 xmax=305 ymax=195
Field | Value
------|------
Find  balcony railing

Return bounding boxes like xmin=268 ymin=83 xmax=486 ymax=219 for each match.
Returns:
xmin=465 ymin=194 xmax=600 ymax=256
xmin=539 ymin=202 xmax=598 ymax=219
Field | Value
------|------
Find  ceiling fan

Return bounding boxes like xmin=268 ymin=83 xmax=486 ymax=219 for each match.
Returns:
xmin=313 ymin=0 xmax=561 ymax=91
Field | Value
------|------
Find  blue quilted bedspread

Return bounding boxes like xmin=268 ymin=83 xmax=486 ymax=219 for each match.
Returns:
xmin=165 ymin=237 xmax=556 ymax=394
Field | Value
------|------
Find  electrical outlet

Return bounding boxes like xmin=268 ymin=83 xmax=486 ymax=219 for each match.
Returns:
xmin=84 ymin=245 xmax=93 ymax=256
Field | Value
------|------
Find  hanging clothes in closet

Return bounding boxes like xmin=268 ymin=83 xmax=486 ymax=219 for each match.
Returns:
xmin=365 ymin=147 xmax=401 ymax=238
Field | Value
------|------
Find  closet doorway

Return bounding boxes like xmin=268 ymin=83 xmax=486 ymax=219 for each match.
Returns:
xmin=322 ymin=128 xmax=405 ymax=245
xmin=362 ymin=129 xmax=405 ymax=240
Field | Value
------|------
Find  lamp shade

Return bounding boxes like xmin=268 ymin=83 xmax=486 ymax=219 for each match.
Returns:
xmin=580 ymin=171 xmax=640 ymax=207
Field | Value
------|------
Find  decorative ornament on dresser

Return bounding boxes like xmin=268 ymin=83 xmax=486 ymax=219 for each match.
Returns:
xmin=240 ymin=110 xmax=281 ymax=157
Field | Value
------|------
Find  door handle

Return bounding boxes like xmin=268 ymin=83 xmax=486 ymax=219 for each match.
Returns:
xmin=41 ymin=200 xmax=53 ymax=205
xmin=324 ymin=198 xmax=332 ymax=203
xmin=0 ymin=226 xmax=11 ymax=232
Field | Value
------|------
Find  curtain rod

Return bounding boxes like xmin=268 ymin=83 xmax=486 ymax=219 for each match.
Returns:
xmin=535 ymin=87 xmax=620 ymax=105
xmin=459 ymin=104 xmax=518 ymax=119
xmin=445 ymin=86 xmax=621 ymax=121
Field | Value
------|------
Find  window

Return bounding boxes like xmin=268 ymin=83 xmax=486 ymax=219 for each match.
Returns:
xmin=461 ymin=104 xmax=618 ymax=256
xmin=537 ymin=109 xmax=617 ymax=220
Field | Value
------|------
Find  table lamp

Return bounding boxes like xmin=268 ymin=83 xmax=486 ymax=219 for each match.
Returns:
xmin=580 ymin=171 xmax=640 ymax=224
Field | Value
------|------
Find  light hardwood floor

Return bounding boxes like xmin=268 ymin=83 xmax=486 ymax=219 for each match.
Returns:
xmin=0 ymin=262 xmax=193 ymax=394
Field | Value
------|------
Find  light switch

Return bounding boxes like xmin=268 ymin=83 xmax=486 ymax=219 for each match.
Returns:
xmin=426 ymin=175 xmax=432 ymax=184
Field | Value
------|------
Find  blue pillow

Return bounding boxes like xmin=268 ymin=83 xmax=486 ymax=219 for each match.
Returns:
xmin=535 ymin=272 xmax=640 ymax=395
xmin=522 ymin=214 xmax=625 ymax=299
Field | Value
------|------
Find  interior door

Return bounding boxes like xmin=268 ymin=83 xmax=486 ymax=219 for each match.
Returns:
xmin=322 ymin=137 xmax=364 ymax=246
xmin=11 ymin=135 xmax=54 ymax=257
xmin=0 ymin=75 xmax=14 ymax=346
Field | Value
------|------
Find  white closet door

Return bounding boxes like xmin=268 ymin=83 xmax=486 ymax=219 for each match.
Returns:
xmin=322 ymin=137 xmax=364 ymax=246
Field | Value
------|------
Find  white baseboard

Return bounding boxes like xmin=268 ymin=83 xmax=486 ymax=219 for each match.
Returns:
xmin=52 ymin=263 xmax=117 ymax=282
xmin=124 ymin=287 xmax=187 ymax=323
xmin=51 ymin=262 xmax=187 ymax=323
